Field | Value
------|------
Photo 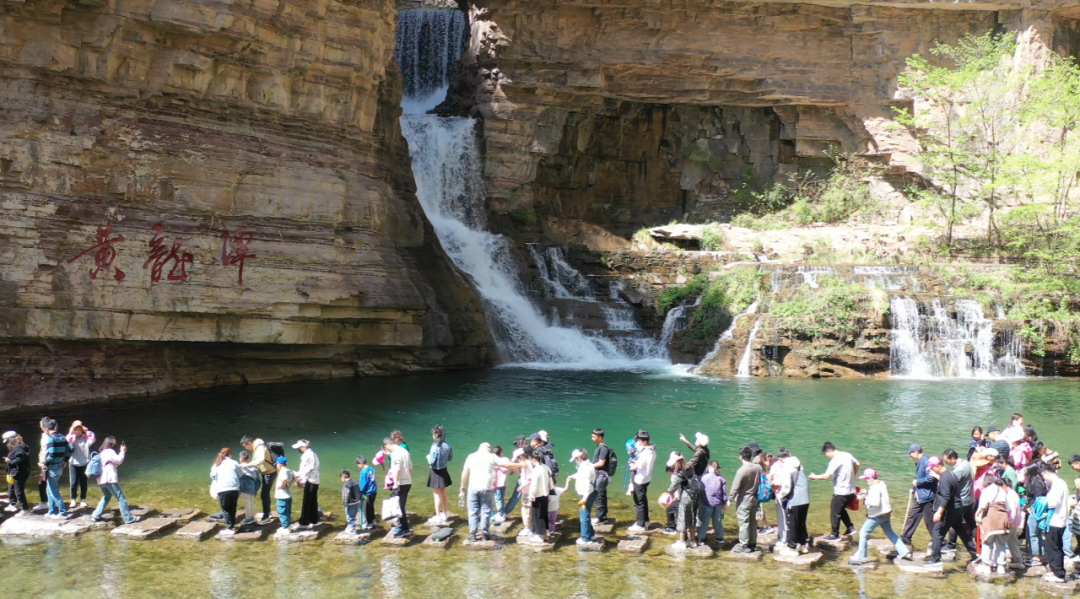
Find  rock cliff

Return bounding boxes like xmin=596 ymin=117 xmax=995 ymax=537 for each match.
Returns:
xmin=0 ymin=0 xmax=493 ymax=409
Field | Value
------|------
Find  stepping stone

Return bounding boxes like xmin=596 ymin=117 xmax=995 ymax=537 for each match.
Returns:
xmin=275 ymin=522 xmax=328 ymax=543
xmin=1022 ymin=565 xmax=1050 ymax=578
xmin=912 ymin=550 xmax=956 ymax=563
xmin=868 ymin=538 xmax=899 ymax=559
xmin=723 ymin=549 xmax=764 ymax=562
xmin=382 ymin=512 xmax=422 ymax=528
xmin=1039 ymin=576 xmax=1080 ymax=596
xmin=895 ymin=556 xmax=945 ymax=578
xmin=577 ymin=537 xmax=606 ymax=552
xmin=773 ymin=550 xmax=825 ymax=570
xmin=421 ymin=532 xmax=456 ymax=549
xmin=333 ymin=528 xmax=383 ymax=545
xmin=175 ymin=521 xmax=219 ymax=540
xmin=618 ymin=535 xmax=649 ymax=553
xmin=756 ymin=529 xmax=779 ymax=549
xmin=490 ymin=517 xmax=519 ymax=535
xmin=461 ymin=537 xmax=501 ymax=550
xmin=666 ymin=542 xmax=714 ymax=558
xmin=967 ymin=561 xmax=1018 ymax=583
xmin=594 ymin=519 xmax=616 ymax=534
xmin=158 ymin=508 xmax=200 ymax=523
xmin=813 ymin=535 xmax=851 ymax=552
xmin=128 ymin=506 xmax=154 ymax=518
xmin=632 ymin=523 xmax=667 ymax=536
xmin=421 ymin=514 xmax=460 ymax=528
xmin=519 ymin=531 xmax=560 ymax=552
xmin=380 ymin=532 xmax=416 ymax=547
xmin=0 ymin=513 xmax=108 ymax=538
xmin=111 ymin=517 xmax=176 ymax=539
xmin=844 ymin=556 xmax=880 ymax=570
xmin=218 ymin=520 xmax=279 ymax=542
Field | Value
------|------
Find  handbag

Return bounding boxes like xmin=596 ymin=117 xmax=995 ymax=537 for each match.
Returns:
xmin=381 ymin=495 xmax=403 ymax=520
xmin=1070 ymin=509 xmax=1080 ymax=536
xmin=846 ymin=487 xmax=862 ymax=511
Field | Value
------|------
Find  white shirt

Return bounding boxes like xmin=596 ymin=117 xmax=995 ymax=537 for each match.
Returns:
xmin=391 ymin=446 xmax=412 ymax=487
xmin=824 ymin=451 xmax=857 ymax=495
xmin=463 ymin=451 xmax=507 ymax=492
xmin=297 ymin=449 xmax=320 ymax=485
xmin=864 ymin=481 xmax=892 ymax=518
xmin=1046 ymin=476 xmax=1071 ymax=529
xmin=633 ymin=445 xmax=655 ymax=485
xmin=571 ymin=460 xmax=596 ymax=497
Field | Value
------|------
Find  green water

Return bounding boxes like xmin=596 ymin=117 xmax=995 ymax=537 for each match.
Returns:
xmin=3 ymin=369 xmax=1079 ymax=598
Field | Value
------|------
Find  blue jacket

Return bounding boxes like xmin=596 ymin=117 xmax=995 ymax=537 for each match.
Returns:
xmin=427 ymin=441 xmax=453 ymax=470
xmin=913 ymin=455 xmax=938 ymax=504
xmin=359 ymin=466 xmax=377 ymax=495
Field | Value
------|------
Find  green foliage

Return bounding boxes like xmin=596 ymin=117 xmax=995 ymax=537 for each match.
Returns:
xmin=656 ymin=274 xmax=707 ymax=314
xmin=768 ymin=276 xmax=871 ymax=339
xmin=699 ymin=225 xmax=725 ymax=251
xmin=655 ymin=268 xmax=768 ymax=339
xmin=509 ymin=208 xmax=539 ymax=227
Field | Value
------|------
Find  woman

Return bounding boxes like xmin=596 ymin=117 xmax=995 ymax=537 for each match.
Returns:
xmin=293 ymin=440 xmax=321 ymax=528
xmin=666 ymin=452 xmax=700 ymax=550
xmin=3 ymin=432 xmax=31 ymax=513
xmin=210 ymin=448 xmax=242 ymax=533
xmin=1023 ymin=460 xmax=1049 ymax=567
xmin=425 ymin=425 xmax=453 ymax=526
xmin=777 ymin=449 xmax=811 ymax=555
xmin=526 ymin=448 xmax=553 ymax=544
xmin=976 ymin=475 xmax=1017 ymax=575
xmin=65 ymin=420 xmax=96 ymax=509
xmin=90 ymin=437 xmax=138 ymax=524
xmin=850 ymin=467 xmax=908 ymax=564
xmin=390 ymin=430 xmax=408 ymax=452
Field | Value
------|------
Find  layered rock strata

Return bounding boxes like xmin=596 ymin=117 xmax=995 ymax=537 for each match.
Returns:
xmin=0 ymin=0 xmax=492 ymax=409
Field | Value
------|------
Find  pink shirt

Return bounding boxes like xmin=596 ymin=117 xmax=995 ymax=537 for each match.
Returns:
xmin=493 ymin=462 xmax=508 ymax=489
xmin=1010 ymin=442 xmax=1033 ymax=472
xmin=97 ymin=448 xmax=125 ymax=485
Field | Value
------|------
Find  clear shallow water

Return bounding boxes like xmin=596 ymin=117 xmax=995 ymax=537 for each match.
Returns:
xmin=2 ymin=370 xmax=1079 ymax=598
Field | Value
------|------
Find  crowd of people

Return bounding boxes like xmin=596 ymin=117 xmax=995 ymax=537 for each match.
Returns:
xmin=3 ymin=413 xmax=1079 ymax=582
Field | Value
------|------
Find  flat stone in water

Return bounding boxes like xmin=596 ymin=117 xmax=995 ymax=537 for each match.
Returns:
xmin=756 ymin=529 xmax=779 ymax=551
xmin=0 ymin=514 xmax=110 ymax=538
xmin=967 ymin=561 xmax=1017 ymax=583
xmin=218 ymin=520 xmax=279 ymax=542
xmin=773 ymin=551 xmax=825 ymax=570
xmin=723 ymin=549 xmax=764 ymax=562
xmin=275 ymin=522 xmax=328 ymax=543
xmin=128 ymin=506 xmax=154 ymax=518
xmin=912 ymin=550 xmax=957 ymax=563
xmin=813 ymin=535 xmax=851 ymax=552
xmin=618 ymin=535 xmax=649 ymax=553
xmin=490 ymin=517 xmax=519 ymax=536
xmin=175 ymin=521 xmax=219 ymax=540
xmin=421 ymin=514 xmax=460 ymax=529
xmin=333 ymin=528 xmax=382 ymax=544
xmin=462 ymin=537 xmax=501 ymax=550
xmin=577 ymin=537 xmax=606 ymax=552
xmin=422 ymin=532 xmax=457 ymax=549
xmin=1039 ymin=576 xmax=1080 ymax=596
xmin=111 ymin=517 xmax=177 ymax=539
xmin=158 ymin=508 xmax=200 ymax=523
xmin=594 ymin=519 xmax=616 ymax=534
xmin=895 ymin=556 xmax=945 ymax=578
xmin=844 ymin=556 xmax=880 ymax=570
xmin=1022 ymin=565 xmax=1050 ymax=578
xmin=666 ymin=542 xmax=713 ymax=558
xmin=633 ymin=523 xmax=668 ymax=536
xmin=868 ymin=538 xmax=898 ymax=559
xmin=380 ymin=532 xmax=416 ymax=547
xmin=519 ymin=531 xmax=560 ymax=552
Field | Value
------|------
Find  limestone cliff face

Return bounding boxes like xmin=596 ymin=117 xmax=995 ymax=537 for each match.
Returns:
xmin=0 ymin=0 xmax=493 ymax=409
xmin=458 ymin=0 xmax=1079 ymax=242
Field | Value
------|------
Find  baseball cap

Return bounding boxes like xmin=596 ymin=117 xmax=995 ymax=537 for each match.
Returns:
xmin=695 ymin=432 xmax=709 ymax=447
xmin=907 ymin=444 xmax=922 ymax=454
xmin=987 ymin=425 xmax=1000 ymax=434
xmin=927 ymin=456 xmax=942 ymax=467
xmin=527 ymin=433 xmax=542 ymax=443
xmin=276 ymin=456 xmax=288 ymax=465
xmin=1 ymin=431 xmax=15 ymax=443
xmin=291 ymin=440 xmax=310 ymax=449
xmin=860 ymin=468 xmax=878 ymax=480
xmin=666 ymin=451 xmax=683 ymax=468
xmin=571 ymin=449 xmax=586 ymax=461
xmin=538 ymin=430 xmax=549 ymax=442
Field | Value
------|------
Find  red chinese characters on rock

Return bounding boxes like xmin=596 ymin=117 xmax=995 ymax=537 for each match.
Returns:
xmin=143 ymin=224 xmax=194 ymax=282
xmin=67 ymin=224 xmax=126 ymax=281
xmin=220 ymin=227 xmax=257 ymax=285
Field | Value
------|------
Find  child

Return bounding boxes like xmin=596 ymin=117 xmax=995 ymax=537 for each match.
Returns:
xmin=341 ymin=469 xmax=362 ymax=533
xmin=273 ymin=456 xmax=295 ymax=534
xmin=968 ymin=426 xmax=989 ymax=460
xmin=492 ymin=445 xmax=509 ymax=524
xmin=237 ymin=451 xmax=260 ymax=526
xmin=357 ymin=456 xmax=377 ymax=530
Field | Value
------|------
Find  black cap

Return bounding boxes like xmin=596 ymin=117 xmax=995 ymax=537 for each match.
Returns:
xmin=635 ymin=429 xmax=650 ymax=442
xmin=987 ymin=425 xmax=1000 ymax=434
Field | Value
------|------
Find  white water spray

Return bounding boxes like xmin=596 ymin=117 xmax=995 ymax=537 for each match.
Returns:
xmin=736 ymin=318 xmax=762 ymax=377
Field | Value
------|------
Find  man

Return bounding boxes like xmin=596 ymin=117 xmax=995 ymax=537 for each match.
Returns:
xmin=565 ymin=448 xmax=598 ymax=545
xmin=590 ymin=429 xmax=616 ymax=525
xmin=987 ymin=425 xmax=1010 ymax=456
xmin=460 ymin=442 xmax=519 ymax=541
xmin=1064 ymin=454 xmax=1080 ymax=563
xmin=943 ymin=448 xmax=975 ymax=551
xmin=927 ymin=456 xmax=977 ymax=566
xmin=293 ymin=440 xmax=320 ymax=528
xmin=240 ymin=436 xmax=275 ymax=523
xmin=38 ymin=418 xmax=71 ymax=519
xmin=385 ymin=436 xmax=413 ymax=537
xmin=626 ymin=430 xmax=655 ymax=534
xmin=1042 ymin=463 xmax=1071 ymax=582
xmin=899 ymin=443 xmax=937 ymax=555
xmin=730 ymin=446 xmax=762 ymax=553
xmin=809 ymin=441 xmax=860 ymax=540
xmin=678 ymin=432 xmax=710 ymax=477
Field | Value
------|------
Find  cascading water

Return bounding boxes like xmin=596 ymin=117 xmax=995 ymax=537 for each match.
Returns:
xmin=397 ymin=9 xmax=666 ymax=368
xmin=889 ymin=296 xmax=1025 ymax=378
xmin=736 ymin=318 xmax=762 ymax=377
xmin=693 ymin=301 xmax=758 ymax=372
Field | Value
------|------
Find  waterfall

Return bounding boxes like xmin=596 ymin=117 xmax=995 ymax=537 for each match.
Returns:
xmin=658 ymin=303 xmax=690 ymax=349
xmin=397 ymin=11 xmax=666 ymax=368
xmin=396 ymin=9 xmax=466 ymax=114
xmin=888 ymin=296 xmax=1025 ymax=378
xmin=693 ymin=301 xmax=758 ymax=372
xmin=736 ymin=318 xmax=762 ymax=377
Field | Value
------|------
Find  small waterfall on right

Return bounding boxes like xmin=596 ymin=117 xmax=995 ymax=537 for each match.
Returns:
xmin=736 ymin=318 xmax=762 ymax=377
xmin=889 ymin=296 xmax=1026 ymax=378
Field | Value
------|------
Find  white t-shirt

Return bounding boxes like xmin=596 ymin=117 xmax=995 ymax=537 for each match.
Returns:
xmin=633 ymin=446 xmax=655 ymax=485
xmin=572 ymin=461 xmax=596 ymax=497
xmin=463 ymin=451 xmax=508 ymax=492
xmin=391 ymin=447 xmax=412 ymax=487
xmin=1046 ymin=476 xmax=1071 ymax=529
xmin=824 ymin=451 xmax=857 ymax=495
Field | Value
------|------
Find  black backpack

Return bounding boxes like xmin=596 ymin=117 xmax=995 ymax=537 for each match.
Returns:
xmin=686 ymin=472 xmax=705 ymax=502
xmin=267 ymin=442 xmax=285 ymax=462
xmin=603 ymin=445 xmax=618 ymax=477
xmin=540 ymin=447 xmax=559 ymax=481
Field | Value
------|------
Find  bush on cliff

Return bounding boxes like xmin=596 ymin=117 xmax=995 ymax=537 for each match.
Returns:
xmin=767 ymin=276 xmax=871 ymax=340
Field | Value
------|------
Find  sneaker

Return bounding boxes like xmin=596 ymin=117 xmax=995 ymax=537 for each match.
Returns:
xmin=943 ymin=542 xmax=957 ymax=551
xmin=591 ymin=517 xmax=600 ymax=526
xmin=127 ymin=516 xmax=141 ymax=524
xmin=923 ymin=560 xmax=942 ymax=567
xmin=778 ymin=547 xmax=800 ymax=557
xmin=662 ymin=528 xmax=677 ymax=536
xmin=732 ymin=544 xmax=750 ymax=554
xmin=975 ymin=564 xmax=992 ymax=575
xmin=626 ymin=524 xmax=645 ymax=534
xmin=492 ymin=515 xmax=505 ymax=525
xmin=529 ymin=535 xmax=546 ymax=544
xmin=576 ymin=537 xmax=590 ymax=546
xmin=849 ymin=557 xmax=870 ymax=565
xmin=220 ymin=528 xmax=236 ymax=536
xmin=899 ymin=553 xmax=914 ymax=561
xmin=1045 ymin=573 xmax=1068 ymax=584
xmin=3 ymin=505 xmax=17 ymax=513
xmin=843 ymin=528 xmax=855 ymax=537
xmin=394 ymin=529 xmax=410 ymax=538
xmin=670 ymin=540 xmax=687 ymax=551
xmin=80 ymin=502 xmax=88 ymax=508
xmin=467 ymin=533 xmax=477 ymax=542
xmin=70 ymin=500 xmax=78 ymax=509
xmin=822 ymin=534 xmax=841 ymax=541
xmin=996 ymin=566 xmax=1008 ymax=575
xmin=747 ymin=545 xmax=758 ymax=552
